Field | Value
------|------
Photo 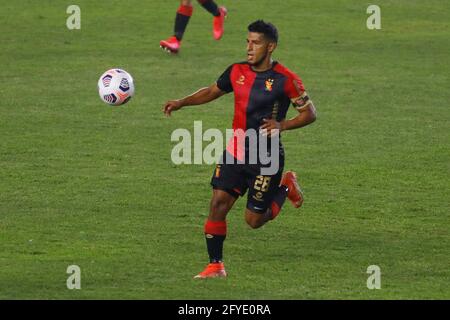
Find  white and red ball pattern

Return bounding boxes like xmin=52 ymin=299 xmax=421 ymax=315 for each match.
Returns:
xmin=98 ymin=69 xmax=134 ymax=106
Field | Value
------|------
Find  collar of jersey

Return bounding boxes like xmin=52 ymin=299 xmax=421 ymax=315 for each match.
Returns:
xmin=248 ymin=61 xmax=278 ymax=73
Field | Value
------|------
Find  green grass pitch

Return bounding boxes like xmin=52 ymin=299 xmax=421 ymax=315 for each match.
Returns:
xmin=0 ymin=0 xmax=449 ymax=299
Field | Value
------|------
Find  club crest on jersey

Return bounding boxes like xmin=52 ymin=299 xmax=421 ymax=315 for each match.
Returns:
xmin=236 ymin=75 xmax=245 ymax=85
xmin=265 ymin=78 xmax=274 ymax=92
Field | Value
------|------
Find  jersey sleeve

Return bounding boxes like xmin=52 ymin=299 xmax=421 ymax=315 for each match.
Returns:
xmin=284 ymin=72 xmax=311 ymax=109
xmin=216 ymin=65 xmax=234 ymax=93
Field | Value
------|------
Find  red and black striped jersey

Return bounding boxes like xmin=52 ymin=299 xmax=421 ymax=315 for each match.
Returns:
xmin=216 ymin=61 xmax=306 ymax=160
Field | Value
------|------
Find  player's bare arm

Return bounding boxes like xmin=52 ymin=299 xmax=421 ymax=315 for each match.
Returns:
xmin=281 ymin=101 xmax=317 ymax=130
xmin=163 ymin=83 xmax=225 ymax=116
xmin=260 ymin=94 xmax=317 ymax=137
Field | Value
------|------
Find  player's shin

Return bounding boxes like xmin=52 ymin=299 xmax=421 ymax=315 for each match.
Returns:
xmin=174 ymin=4 xmax=193 ymax=40
xmin=197 ymin=0 xmax=220 ymax=16
xmin=204 ymin=219 xmax=227 ymax=263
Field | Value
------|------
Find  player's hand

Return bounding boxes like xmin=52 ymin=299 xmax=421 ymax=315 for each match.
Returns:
xmin=163 ymin=100 xmax=183 ymax=117
xmin=260 ymin=118 xmax=282 ymax=137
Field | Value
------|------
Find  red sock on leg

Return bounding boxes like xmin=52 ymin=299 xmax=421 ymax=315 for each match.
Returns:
xmin=177 ymin=4 xmax=193 ymax=16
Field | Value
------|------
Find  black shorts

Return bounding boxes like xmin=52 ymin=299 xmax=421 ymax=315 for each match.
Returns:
xmin=211 ymin=151 xmax=284 ymax=214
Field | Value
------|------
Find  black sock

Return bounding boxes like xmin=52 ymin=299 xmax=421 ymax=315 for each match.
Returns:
xmin=270 ymin=186 xmax=288 ymax=219
xmin=205 ymin=234 xmax=226 ymax=263
xmin=273 ymin=186 xmax=288 ymax=207
xmin=174 ymin=13 xmax=191 ymax=41
xmin=198 ymin=0 xmax=220 ymax=17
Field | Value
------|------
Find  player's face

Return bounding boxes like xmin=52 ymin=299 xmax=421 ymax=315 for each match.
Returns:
xmin=246 ymin=32 xmax=274 ymax=67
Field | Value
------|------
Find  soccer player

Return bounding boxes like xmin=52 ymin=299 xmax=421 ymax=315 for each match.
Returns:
xmin=163 ymin=20 xmax=317 ymax=278
xmin=160 ymin=0 xmax=227 ymax=54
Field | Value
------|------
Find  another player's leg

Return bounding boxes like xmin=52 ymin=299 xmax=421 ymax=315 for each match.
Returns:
xmin=194 ymin=189 xmax=237 ymax=279
xmin=197 ymin=0 xmax=227 ymax=40
xmin=160 ymin=0 xmax=193 ymax=53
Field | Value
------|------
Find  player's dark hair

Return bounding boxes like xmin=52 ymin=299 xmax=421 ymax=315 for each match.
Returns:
xmin=247 ymin=20 xmax=278 ymax=43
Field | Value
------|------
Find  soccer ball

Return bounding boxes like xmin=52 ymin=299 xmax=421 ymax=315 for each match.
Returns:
xmin=98 ymin=69 xmax=135 ymax=106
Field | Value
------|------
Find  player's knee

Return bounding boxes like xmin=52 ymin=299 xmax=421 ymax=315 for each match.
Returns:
xmin=245 ymin=215 xmax=263 ymax=229
xmin=210 ymin=197 xmax=231 ymax=215
xmin=246 ymin=221 xmax=261 ymax=229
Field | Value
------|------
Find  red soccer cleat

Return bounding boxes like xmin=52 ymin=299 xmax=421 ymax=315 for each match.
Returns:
xmin=280 ymin=171 xmax=304 ymax=208
xmin=194 ymin=262 xmax=227 ymax=279
xmin=213 ymin=6 xmax=227 ymax=40
xmin=159 ymin=36 xmax=181 ymax=54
